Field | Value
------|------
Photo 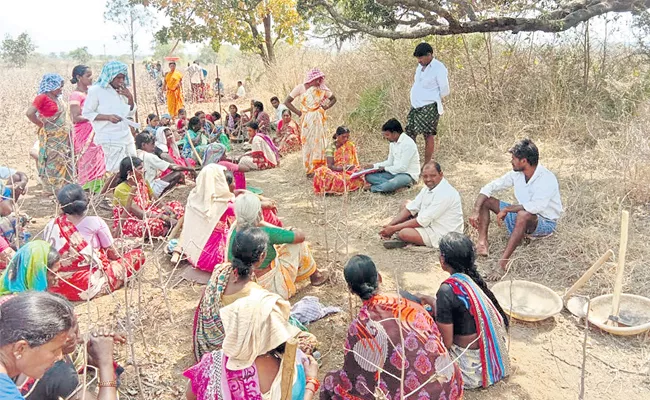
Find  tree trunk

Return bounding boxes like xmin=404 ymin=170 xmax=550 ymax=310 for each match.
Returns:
xmin=263 ymin=13 xmax=275 ymax=64
xmin=247 ymin=18 xmax=271 ymax=66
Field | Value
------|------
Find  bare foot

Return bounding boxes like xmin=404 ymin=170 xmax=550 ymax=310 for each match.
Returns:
xmin=310 ymin=269 xmax=330 ymax=286
xmin=476 ymin=242 xmax=489 ymax=257
xmin=363 ymin=182 xmax=372 ymax=191
xmin=485 ymin=269 xmax=504 ymax=282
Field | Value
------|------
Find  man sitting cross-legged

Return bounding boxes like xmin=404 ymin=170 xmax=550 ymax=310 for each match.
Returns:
xmin=362 ymin=118 xmax=420 ymax=194
xmin=380 ymin=161 xmax=463 ymax=249
xmin=469 ymin=138 xmax=563 ymax=280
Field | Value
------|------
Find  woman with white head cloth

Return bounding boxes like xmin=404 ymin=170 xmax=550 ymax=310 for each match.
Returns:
xmin=185 ymin=272 xmax=320 ymax=400
xmin=224 ymin=193 xmax=329 ymax=300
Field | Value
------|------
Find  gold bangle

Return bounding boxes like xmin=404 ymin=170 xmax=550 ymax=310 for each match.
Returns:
xmin=98 ymin=380 xmax=117 ymax=388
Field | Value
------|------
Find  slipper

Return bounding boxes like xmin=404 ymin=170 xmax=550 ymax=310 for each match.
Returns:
xmin=383 ymin=238 xmax=408 ymax=249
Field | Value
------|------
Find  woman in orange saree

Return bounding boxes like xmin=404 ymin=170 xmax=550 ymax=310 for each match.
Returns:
xmin=313 ymin=126 xmax=364 ymax=195
xmin=164 ymin=61 xmax=185 ymax=117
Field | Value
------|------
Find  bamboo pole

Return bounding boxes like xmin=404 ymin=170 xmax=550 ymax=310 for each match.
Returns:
xmin=563 ymin=249 xmax=614 ymax=301
xmin=131 ymin=63 xmax=139 ymax=123
xmin=607 ymin=210 xmax=629 ymax=326
xmin=215 ymin=65 xmax=224 ymax=129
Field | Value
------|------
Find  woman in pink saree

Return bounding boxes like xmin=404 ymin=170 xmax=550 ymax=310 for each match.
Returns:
xmin=69 ymin=65 xmax=106 ymax=191
xmin=175 ymin=164 xmax=235 ymax=273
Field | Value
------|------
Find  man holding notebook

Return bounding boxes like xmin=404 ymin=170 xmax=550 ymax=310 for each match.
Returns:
xmin=362 ymin=118 xmax=420 ymax=193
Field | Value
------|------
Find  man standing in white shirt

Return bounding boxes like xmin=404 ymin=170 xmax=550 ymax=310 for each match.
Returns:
xmin=380 ymin=162 xmax=463 ymax=249
xmin=363 ymin=119 xmax=420 ymax=193
xmin=82 ymin=61 xmax=137 ymax=178
xmin=407 ymin=42 xmax=450 ymax=164
xmin=187 ymin=60 xmax=203 ymax=103
xmin=469 ymin=138 xmax=563 ymax=279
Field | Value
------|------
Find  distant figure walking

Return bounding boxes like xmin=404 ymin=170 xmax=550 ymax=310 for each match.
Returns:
xmin=407 ymin=42 xmax=450 ymax=164
xmin=164 ymin=60 xmax=185 ymax=117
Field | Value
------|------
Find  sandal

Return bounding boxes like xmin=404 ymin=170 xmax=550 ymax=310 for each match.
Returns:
xmin=383 ymin=238 xmax=408 ymax=249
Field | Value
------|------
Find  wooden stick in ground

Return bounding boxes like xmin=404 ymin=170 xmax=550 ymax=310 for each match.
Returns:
xmin=279 ymin=338 xmax=298 ymax=400
xmin=607 ymin=210 xmax=629 ymax=326
xmin=185 ymin=130 xmax=204 ymax=166
xmin=579 ymin=297 xmax=590 ymax=399
xmin=131 ymin=63 xmax=139 ymax=123
xmin=563 ymin=249 xmax=614 ymax=302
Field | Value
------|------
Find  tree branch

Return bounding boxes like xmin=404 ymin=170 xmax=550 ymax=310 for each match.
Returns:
xmin=308 ymin=0 xmax=650 ymax=38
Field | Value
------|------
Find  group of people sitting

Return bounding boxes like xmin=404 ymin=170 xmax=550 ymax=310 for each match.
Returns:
xmin=1 ymin=54 xmax=565 ymax=399
xmin=0 ymin=230 xmax=511 ymax=399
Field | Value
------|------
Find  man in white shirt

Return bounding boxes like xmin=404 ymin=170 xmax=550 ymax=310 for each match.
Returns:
xmin=469 ymin=138 xmax=563 ymax=279
xmin=407 ymin=42 xmax=450 ymax=164
xmin=234 ymin=80 xmax=246 ymax=99
xmin=82 ymin=61 xmax=137 ymax=177
xmin=380 ymin=162 xmax=463 ymax=249
xmin=270 ymin=96 xmax=288 ymax=126
xmin=363 ymin=119 xmax=420 ymax=193
xmin=187 ymin=61 xmax=204 ymax=103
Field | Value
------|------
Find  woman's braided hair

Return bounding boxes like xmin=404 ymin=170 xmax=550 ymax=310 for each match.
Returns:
xmin=231 ymin=227 xmax=269 ymax=278
xmin=439 ymin=232 xmax=510 ymax=328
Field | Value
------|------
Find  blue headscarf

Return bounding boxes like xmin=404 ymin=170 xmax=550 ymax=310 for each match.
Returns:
xmin=0 ymin=240 xmax=51 ymax=295
xmin=95 ymin=61 xmax=130 ymax=88
xmin=37 ymin=73 xmax=64 ymax=95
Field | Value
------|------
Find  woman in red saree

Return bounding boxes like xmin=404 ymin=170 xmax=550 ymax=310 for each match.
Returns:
xmin=321 ymin=255 xmax=463 ymax=400
xmin=313 ymin=127 xmax=365 ymax=195
xmin=43 ymin=184 xmax=145 ymax=301
xmin=275 ymin=109 xmax=301 ymax=155
xmin=112 ymin=157 xmax=184 ymax=238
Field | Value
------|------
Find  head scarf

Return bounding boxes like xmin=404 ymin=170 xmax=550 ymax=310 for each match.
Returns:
xmin=221 ymin=288 xmax=300 ymax=370
xmin=0 ymin=240 xmax=51 ymax=295
xmin=95 ymin=61 xmax=130 ymax=88
xmin=304 ymin=68 xmax=329 ymax=91
xmin=203 ymin=143 xmax=227 ymax=165
xmin=37 ymin=73 xmax=64 ymax=95
xmin=178 ymin=165 xmax=234 ymax=264
xmin=161 ymin=113 xmax=172 ymax=119
xmin=234 ymin=193 xmax=262 ymax=228
xmin=155 ymin=127 xmax=169 ymax=153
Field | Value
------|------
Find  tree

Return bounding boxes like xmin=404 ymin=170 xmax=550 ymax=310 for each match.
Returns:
xmin=69 ymin=47 xmax=92 ymax=64
xmin=300 ymin=0 xmax=650 ymax=39
xmin=151 ymin=38 xmax=186 ymax=62
xmin=142 ymin=0 xmax=308 ymax=65
xmin=198 ymin=44 xmax=218 ymax=64
xmin=104 ymin=0 xmax=155 ymax=64
xmin=1 ymin=32 xmax=36 ymax=67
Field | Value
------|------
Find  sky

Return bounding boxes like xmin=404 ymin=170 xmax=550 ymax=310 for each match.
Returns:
xmin=0 ymin=1 xmax=640 ymax=57
xmin=0 ymin=0 xmax=163 ymax=56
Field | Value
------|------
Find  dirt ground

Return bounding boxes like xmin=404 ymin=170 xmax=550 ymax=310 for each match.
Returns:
xmin=2 ymin=65 xmax=648 ymax=398
xmin=5 ymin=149 xmax=648 ymax=399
